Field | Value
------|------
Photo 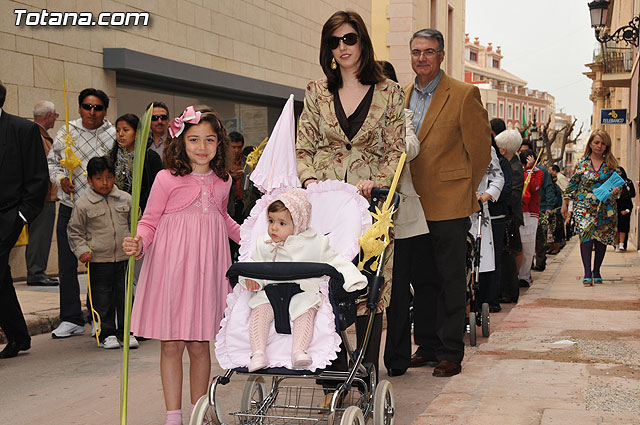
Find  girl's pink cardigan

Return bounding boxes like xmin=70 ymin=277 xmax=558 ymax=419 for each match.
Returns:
xmin=137 ymin=169 xmax=241 ymax=252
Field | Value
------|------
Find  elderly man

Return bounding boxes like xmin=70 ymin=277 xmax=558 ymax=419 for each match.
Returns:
xmin=0 ymin=80 xmax=49 ymax=358
xmin=48 ymin=88 xmax=115 ymax=338
xmin=25 ymin=101 xmax=59 ymax=287
xmin=146 ymin=101 xmax=170 ymax=157
xmin=406 ymin=29 xmax=491 ymax=377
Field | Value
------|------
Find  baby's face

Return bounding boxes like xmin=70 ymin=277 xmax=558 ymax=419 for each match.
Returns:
xmin=267 ymin=210 xmax=295 ymax=243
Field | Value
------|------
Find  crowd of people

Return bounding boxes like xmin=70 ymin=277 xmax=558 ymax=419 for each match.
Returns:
xmin=0 ymin=9 xmax=636 ymax=425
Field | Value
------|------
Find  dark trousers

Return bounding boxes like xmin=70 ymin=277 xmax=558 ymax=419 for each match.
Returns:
xmin=25 ymin=201 xmax=55 ymax=282
xmin=479 ymin=218 xmax=505 ymax=309
xmin=414 ymin=218 xmax=470 ymax=364
xmin=57 ymin=204 xmax=84 ymax=326
xmin=500 ymin=250 xmax=519 ymax=303
xmin=535 ymin=222 xmax=547 ymax=268
xmin=0 ymin=217 xmax=30 ymax=344
xmin=89 ymin=261 xmax=126 ymax=341
xmin=383 ymin=235 xmax=423 ymax=371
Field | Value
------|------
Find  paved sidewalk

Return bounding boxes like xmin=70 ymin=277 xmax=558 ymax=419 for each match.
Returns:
xmin=414 ymin=239 xmax=640 ymax=424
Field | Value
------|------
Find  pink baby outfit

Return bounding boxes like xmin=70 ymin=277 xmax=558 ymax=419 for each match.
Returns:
xmin=131 ymin=169 xmax=241 ymax=341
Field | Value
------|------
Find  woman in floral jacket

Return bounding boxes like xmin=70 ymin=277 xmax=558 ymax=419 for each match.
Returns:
xmin=562 ymin=129 xmax=621 ymax=286
xmin=296 ymin=11 xmax=405 ymax=377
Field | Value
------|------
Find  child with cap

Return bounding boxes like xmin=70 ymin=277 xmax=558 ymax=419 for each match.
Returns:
xmin=240 ymin=189 xmax=367 ymax=372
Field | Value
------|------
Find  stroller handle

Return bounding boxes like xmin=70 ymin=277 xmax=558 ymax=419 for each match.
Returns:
xmin=226 ymin=262 xmax=345 ymax=287
xmin=369 ymin=187 xmax=401 ymax=212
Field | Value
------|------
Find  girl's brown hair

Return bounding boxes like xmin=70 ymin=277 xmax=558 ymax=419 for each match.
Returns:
xmin=584 ymin=129 xmax=619 ymax=170
xmin=163 ymin=111 xmax=230 ymax=180
xmin=320 ymin=11 xmax=384 ymax=92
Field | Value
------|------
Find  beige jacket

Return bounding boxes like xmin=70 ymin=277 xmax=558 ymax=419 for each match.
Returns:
xmin=395 ymin=109 xmax=429 ymax=239
xmin=296 ymin=78 xmax=406 ymax=188
xmin=405 ymin=72 xmax=491 ymax=221
xmin=67 ymin=186 xmax=131 ymax=263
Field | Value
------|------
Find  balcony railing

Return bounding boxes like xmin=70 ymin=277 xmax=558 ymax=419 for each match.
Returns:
xmin=593 ymin=44 xmax=633 ymax=74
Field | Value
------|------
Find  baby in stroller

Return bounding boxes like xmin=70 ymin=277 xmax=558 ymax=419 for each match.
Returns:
xmin=239 ymin=189 xmax=368 ymax=372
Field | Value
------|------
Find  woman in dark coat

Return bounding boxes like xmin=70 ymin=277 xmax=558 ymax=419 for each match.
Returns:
xmin=110 ymin=113 xmax=163 ymax=213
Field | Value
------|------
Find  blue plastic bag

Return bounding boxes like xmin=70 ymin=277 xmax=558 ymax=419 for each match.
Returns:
xmin=593 ymin=171 xmax=625 ymax=202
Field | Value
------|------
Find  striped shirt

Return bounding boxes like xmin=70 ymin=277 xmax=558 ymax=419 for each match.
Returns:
xmin=408 ymin=70 xmax=443 ymax=134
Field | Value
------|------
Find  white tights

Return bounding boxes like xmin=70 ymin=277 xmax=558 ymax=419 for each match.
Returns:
xmin=249 ymin=304 xmax=317 ymax=356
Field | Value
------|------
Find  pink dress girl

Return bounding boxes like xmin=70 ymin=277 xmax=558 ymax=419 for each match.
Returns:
xmin=124 ymin=107 xmax=240 ymax=425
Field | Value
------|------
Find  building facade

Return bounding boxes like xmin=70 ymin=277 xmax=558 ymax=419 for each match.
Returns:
xmin=584 ymin=0 xmax=639 ymax=248
xmin=371 ymin=0 xmax=466 ymax=86
xmin=463 ymin=35 xmax=555 ymax=132
xmin=2 ymin=0 xmax=380 ymax=278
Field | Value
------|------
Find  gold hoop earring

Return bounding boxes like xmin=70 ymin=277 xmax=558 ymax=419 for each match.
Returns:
xmin=331 ymin=57 xmax=337 ymax=70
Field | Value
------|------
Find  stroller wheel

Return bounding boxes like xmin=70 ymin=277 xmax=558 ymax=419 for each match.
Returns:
xmin=241 ymin=375 xmax=267 ymax=414
xmin=340 ymin=405 xmax=365 ymax=425
xmin=481 ymin=303 xmax=490 ymax=338
xmin=468 ymin=312 xmax=477 ymax=347
xmin=190 ymin=393 xmax=222 ymax=425
xmin=373 ymin=380 xmax=395 ymax=425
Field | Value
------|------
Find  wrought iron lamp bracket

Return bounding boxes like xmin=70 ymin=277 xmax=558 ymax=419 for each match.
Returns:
xmin=596 ymin=16 xmax=640 ymax=47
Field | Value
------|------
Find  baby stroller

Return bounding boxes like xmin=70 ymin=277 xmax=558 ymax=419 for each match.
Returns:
xmin=467 ymin=200 xmax=490 ymax=346
xmin=191 ymin=182 xmax=399 ymax=425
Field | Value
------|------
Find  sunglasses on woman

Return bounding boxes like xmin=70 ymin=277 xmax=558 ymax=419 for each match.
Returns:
xmin=80 ymin=103 xmax=105 ymax=112
xmin=327 ymin=33 xmax=358 ymax=50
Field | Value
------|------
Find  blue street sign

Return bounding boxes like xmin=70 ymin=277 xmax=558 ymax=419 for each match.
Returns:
xmin=600 ymin=109 xmax=627 ymax=124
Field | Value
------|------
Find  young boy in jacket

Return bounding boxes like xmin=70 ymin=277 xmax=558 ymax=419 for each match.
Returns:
xmin=67 ymin=156 xmax=137 ymax=349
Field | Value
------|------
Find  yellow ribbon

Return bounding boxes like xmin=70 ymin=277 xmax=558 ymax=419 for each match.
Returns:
xmin=86 ymin=261 xmax=102 ymax=347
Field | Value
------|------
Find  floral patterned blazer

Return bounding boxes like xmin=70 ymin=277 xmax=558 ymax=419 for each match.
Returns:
xmin=296 ymin=78 xmax=406 ymax=188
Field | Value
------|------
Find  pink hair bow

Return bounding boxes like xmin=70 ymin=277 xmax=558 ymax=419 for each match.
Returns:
xmin=169 ymin=106 xmax=201 ymax=138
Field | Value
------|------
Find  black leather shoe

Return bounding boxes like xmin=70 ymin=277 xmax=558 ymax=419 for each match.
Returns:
xmin=432 ymin=360 xmax=461 ymax=377
xmin=27 ymin=278 xmax=58 ymax=286
xmin=0 ymin=339 xmax=31 ymax=359
xmin=410 ymin=352 xmax=438 ymax=368
xmin=387 ymin=368 xmax=407 ymax=377
xmin=518 ymin=279 xmax=530 ymax=288
xmin=489 ymin=305 xmax=502 ymax=313
xmin=532 ymin=265 xmax=545 ymax=272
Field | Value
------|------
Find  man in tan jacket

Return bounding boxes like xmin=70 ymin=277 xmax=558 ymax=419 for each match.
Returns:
xmin=26 ymin=101 xmax=59 ymax=286
xmin=405 ymin=29 xmax=491 ymax=377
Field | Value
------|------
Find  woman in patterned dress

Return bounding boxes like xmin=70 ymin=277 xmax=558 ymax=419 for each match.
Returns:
xmin=296 ymin=10 xmax=405 ymax=376
xmin=562 ymin=129 xmax=621 ymax=286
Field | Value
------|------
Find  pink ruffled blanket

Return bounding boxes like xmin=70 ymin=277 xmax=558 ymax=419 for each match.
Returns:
xmin=215 ymin=180 xmax=371 ymax=371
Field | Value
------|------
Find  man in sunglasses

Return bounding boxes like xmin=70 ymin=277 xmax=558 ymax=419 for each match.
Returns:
xmin=404 ymin=29 xmax=491 ymax=378
xmin=47 ymin=88 xmax=115 ymax=339
xmin=146 ymin=101 xmax=170 ymax=156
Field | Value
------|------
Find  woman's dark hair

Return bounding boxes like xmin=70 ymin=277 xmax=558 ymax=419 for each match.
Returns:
xmin=320 ymin=11 xmax=384 ymax=92
xmin=267 ymin=200 xmax=288 ymax=214
xmin=377 ymin=60 xmax=398 ymax=83
xmin=519 ymin=149 xmax=535 ymax=167
xmin=115 ymin=113 xmax=139 ymax=132
xmin=490 ymin=118 xmax=506 ymax=136
xmin=78 ymin=88 xmax=109 ymax=109
xmin=111 ymin=114 xmax=140 ymax=161
xmin=87 ymin=156 xmax=115 ymax=178
xmin=163 ymin=111 xmax=230 ymax=180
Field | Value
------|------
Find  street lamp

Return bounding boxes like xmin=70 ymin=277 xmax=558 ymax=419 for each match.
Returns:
xmin=588 ymin=0 xmax=640 ymax=46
